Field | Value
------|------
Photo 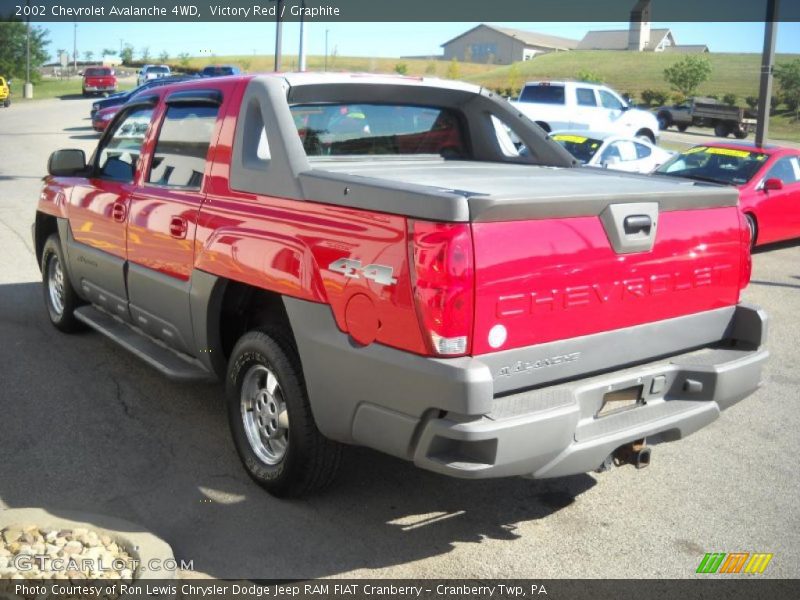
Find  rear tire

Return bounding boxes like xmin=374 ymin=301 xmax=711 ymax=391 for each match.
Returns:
xmin=226 ymin=330 xmax=342 ymax=497
xmin=41 ymin=234 xmax=84 ymax=333
xmin=635 ymin=129 xmax=656 ymax=144
xmin=677 ymin=124 xmax=689 ymax=132
xmin=734 ymin=129 xmax=749 ymax=139
xmin=714 ymin=122 xmax=731 ymax=137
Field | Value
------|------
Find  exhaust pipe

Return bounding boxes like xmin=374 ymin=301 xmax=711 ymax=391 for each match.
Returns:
xmin=614 ymin=439 xmax=651 ymax=469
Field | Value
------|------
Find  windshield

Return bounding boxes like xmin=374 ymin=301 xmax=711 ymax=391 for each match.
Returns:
xmin=289 ymin=103 xmax=466 ymax=158
xmin=656 ymin=146 xmax=769 ymax=186
xmin=550 ymin=133 xmax=603 ymax=164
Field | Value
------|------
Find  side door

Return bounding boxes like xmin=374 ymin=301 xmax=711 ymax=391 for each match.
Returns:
xmin=66 ymin=105 xmax=155 ymax=320
xmin=598 ymin=88 xmax=629 ymax=134
xmin=757 ymin=155 xmax=800 ymax=243
xmin=571 ymin=86 xmax=600 ymax=130
xmin=126 ymin=94 xmax=222 ymax=355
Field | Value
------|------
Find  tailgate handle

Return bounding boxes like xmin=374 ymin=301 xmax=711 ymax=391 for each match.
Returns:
xmin=623 ymin=215 xmax=652 ymax=236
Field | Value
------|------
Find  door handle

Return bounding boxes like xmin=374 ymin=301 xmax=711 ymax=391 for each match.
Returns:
xmin=169 ymin=216 xmax=188 ymax=239
xmin=111 ymin=202 xmax=127 ymax=222
xmin=623 ymin=215 xmax=652 ymax=235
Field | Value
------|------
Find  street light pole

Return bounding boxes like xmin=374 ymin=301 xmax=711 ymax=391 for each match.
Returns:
xmin=274 ymin=0 xmax=283 ymax=72
xmin=298 ymin=0 xmax=307 ymax=72
xmin=755 ymin=0 xmax=780 ymax=148
xmin=73 ymin=23 xmax=78 ymax=76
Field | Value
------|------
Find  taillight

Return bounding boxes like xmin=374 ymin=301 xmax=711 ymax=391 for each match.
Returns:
xmin=739 ymin=212 xmax=753 ymax=292
xmin=409 ymin=220 xmax=474 ymax=357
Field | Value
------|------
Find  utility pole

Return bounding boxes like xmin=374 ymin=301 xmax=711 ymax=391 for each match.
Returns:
xmin=755 ymin=0 xmax=780 ymax=147
xmin=274 ymin=0 xmax=283 ymax=71
xmin=24 ymin=0 xmax=33 ymax=98
xmin=298 ymin=0 xmax=307 ymax=72
xmin=324 ymin=29 xmax=329 ymax=71
xmin=73 ymin=23 xmax=78 ymax=76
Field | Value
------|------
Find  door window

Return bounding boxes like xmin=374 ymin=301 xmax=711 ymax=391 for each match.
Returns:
xmin=96 ymin=107 xmax=154 ymax=182
xmin=576 ymin=88 xmax=597 ymax=107
xmin=148 ymin=104 xmax=220 ymax=189
xmin=599 ymin=90 xmax=624 ymax=111
xmin=602 ymin=141 xmax=638 ymax=162
xmin=635 ymin=142 xmax=653 ymax=159
xmin=764 ymin=156 xmax=800 ymax=185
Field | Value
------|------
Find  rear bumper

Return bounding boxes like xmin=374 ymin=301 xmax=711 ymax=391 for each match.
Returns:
xmin=285 ymin=299 xmax=767 ymax=480
xmin=414 ymin=342 xmax=766 ymax=479
xmin=83 ymin=85 xmax=117 ymax=92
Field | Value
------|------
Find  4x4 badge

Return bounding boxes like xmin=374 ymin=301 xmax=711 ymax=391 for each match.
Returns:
xmin=328 ymin=258 xmax=398 ymax=286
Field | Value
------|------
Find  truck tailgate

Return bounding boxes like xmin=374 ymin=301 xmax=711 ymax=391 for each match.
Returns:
xmin=471 ymin=205 xmax=744 ymax=355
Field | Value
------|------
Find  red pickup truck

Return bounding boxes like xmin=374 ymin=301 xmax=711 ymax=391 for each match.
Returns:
xmin=82 ymin=67 xmax=117 ymax=96
xmin=34 ymin=74 xmax=768 ymax=497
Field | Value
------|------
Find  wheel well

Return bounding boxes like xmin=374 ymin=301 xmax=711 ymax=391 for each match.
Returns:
xmin=534 ymin=121 xmax=551 ymax=133
xmin=745 ymin=212 xmax=758 ymax=245
xmin=215 ymin=281 xmax=297 ymax=364
xmin=635 ymin=128 xmax=656 ymax=144
xmin=34 ymin=212 xmax=59 ymax=270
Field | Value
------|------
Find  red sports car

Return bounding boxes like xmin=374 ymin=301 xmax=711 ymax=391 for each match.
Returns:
xmin=657 ymin=142 xmax=800 ymax=246
xmin=92 ymin=105 xmax=120 ymax=132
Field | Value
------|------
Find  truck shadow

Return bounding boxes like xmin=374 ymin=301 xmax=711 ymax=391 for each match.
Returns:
xmin=0 ymin=281 xmax=596 ymax=579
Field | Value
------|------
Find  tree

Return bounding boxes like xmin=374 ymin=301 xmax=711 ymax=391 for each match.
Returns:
xmin=177 ymin=52 xmax=191 ymax=68
xmin=83 ymin=51 xmax=94 ymax=63
xmin=158 ymin=51 xmax=169 ymax=63
xmin=120 ymin=44 xmax=134 ymax=65
xmin=507 ymin=62 xmax=521 ymax=91
xmin=140 ymin=47 xmax=151 ymax=62
xmin=446 ymin=57 xmax=461 ymax=80
xmin=101 ymin=48 xmax=116 ymax=58
xmin=0 ymin=21 xmax=50 ymax=82
xmin=775 ymin=59 xmax=800 ymax=118
xmin=722 ymin=93 xmax=738 ymax=106
xmin=576 ymin=68 xmax=601 ymax=83
xmin=394 ymin=63 xmax=408 ymax=75
xmin=663 ymin=55 xmax=712 ymax=97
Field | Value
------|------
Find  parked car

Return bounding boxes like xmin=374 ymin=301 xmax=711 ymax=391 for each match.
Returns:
xmin=656 ymin=142 xmax=800 ymax=246
xmin=654 ymin=97 xmax=757 ymax=138
xmin=92 ymin=105 xmax=120 ymax=132
xmin=90 ymin=75 xmax=197 ymax=118
xmin=0 ymin=76 xmax=10 ymax=107
xmin=36 ymin=73 xmax=765 ymax=497
xmin=550 ymin=130 xmax=673 ymax=173
xmin=136 ymin=64 xmax=171 ymax=86
xmin=82 ymin=67 xmax=117 ymax=96
xmin=511 ymin=81 xmax=660 ymax=143
xmin=201 ymin=65 xmax=242 ymax=77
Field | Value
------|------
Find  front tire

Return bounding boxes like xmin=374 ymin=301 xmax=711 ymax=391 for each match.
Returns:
xmin=745 ymin=214 xmax=758 ymax=248
xmin=41 ymin=234 xmax=84 ymax=332
xmin=226 ymin=330 xmax=342 ymax=497
xmin=714 ymin=122 xmax=731 ymax=137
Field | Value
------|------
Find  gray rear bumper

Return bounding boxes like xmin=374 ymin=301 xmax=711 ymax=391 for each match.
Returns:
xmin=285 ymin=299 xmax=767 ymax=480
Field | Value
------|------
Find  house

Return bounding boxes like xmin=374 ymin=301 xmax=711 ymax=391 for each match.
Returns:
xmin=441 ymin=24 xmax=578 ymax=65
xmin=579 ymin=1 xmax=709 ymax=53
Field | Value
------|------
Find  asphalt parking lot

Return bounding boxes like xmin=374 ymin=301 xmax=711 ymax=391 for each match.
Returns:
xmin=0 ymin=97 xmax=798 ymax=579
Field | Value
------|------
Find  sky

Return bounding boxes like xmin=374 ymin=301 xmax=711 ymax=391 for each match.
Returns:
xmin=40 ymin=21 xmax=800 ymax=62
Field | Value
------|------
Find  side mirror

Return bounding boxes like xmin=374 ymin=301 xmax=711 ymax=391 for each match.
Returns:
xmin=48 ymin=149 xmax=87 ymax=177
xmin=764 ymin=177 xmax=784 ymax=192
xmin=621 ymin=104 xmax=631 ymax=111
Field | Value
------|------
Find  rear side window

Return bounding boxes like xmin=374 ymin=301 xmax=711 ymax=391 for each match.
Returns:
xmin=85 ymin=68 xmax=112 ymax=77
xmin=519 ymin=84 xmax=565 ymax=105
xmin=97 ymin=107 xmax=154 ymax=181
xmin=576 ymin=88 xmax=597 ymax=107
xmin=289 ymin=103 xmax=466 ymax=159
xmin=148 ymin=104 xmax=219 ymax=188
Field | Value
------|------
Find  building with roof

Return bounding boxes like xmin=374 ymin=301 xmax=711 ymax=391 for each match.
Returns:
xmin=441 ymin=24 xmax=578 ymax=65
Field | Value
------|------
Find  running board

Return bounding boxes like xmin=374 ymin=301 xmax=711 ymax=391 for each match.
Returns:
xmin=74 ymin=305 xmax=216 ymax=382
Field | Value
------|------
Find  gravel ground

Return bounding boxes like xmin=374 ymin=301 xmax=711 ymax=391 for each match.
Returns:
xmin=0 ymin=97 xmax=798 ymax=579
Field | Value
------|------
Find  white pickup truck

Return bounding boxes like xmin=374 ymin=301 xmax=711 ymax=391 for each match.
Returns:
xmin=511 ymin=81 xmax=660 ymax=144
